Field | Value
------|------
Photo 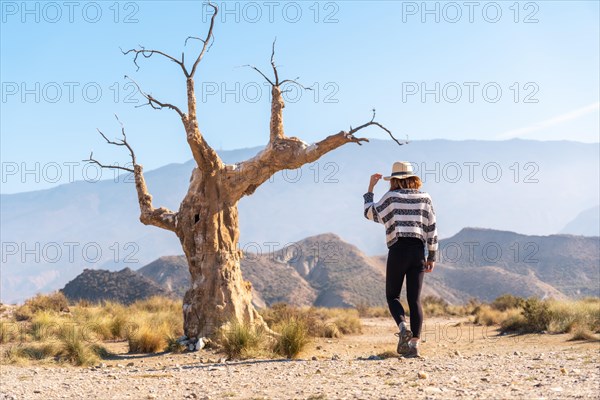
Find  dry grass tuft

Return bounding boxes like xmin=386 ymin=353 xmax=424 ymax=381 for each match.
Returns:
xmin=272 ymin=317 xmax=309 ymax=359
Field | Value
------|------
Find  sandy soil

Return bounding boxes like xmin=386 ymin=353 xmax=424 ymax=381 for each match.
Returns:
xmin=1 ymin=317 xmax=599 ymax=399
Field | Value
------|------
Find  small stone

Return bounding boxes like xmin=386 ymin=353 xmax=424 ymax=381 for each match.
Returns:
xmin=315 ymin=369 xmax=321 ymax=374
xmin=424 ymin=387 xmax=442 ymax=394
xmin=454 ymin=350 xmax=461 ymax=357
xmin=367 ymin=355 xmax=382 ymax=361
xmin=218 ymin=357 xmax=227 ymax=363
xmin=311 ymin=356 xmax=318 ymax=361
xmin=126 ymin=362 xmax=134 ymax=367
xmin=117 ymin=364 xmax=125 ymax=369
xmin=560 ymin=367 xmax=567 ymax=374
xmin=33 ymin=390 xmax=41 ymax=394
xmin=550 ymin=387 xmax=563 ymax=392
xmin=331 ymin=354 xmax=341 ymax=360
xmin=513 ymin=351 xmax=521 ymax=356
xmin=316 ymin=346 xmax=322 ymax=350
xmin=417 ymin=371 xmax=428 ymax=379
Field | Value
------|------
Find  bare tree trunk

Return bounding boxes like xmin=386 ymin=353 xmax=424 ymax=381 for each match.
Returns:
xmin=176 ymin=168 xmax=264 ymax=338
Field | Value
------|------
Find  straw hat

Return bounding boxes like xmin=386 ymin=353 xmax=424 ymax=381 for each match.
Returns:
xmin=383 ymin=161 xmax=417 ymax=181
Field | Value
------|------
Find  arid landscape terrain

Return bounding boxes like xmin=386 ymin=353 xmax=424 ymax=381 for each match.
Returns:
xmin=1 ymin=316 xmax=598 ymax=400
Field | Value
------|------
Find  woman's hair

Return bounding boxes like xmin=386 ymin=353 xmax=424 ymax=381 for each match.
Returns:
xmin=390 ymin=176 xmax=422 ymax=190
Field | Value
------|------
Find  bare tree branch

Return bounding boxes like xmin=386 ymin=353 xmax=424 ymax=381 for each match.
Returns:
xmin=229 ymin=113 xmax=397 ymax=199
xmin=240 ymin=64 xmax=275 ymax=86
xmin=189 ymin=2 xmax=217 ymax=78
xmin=85 ymin=116 xmax=178 ymax=232
xmin=347 ymin=109 xmax=406 ymax=146
xmin=121 ymin=46 xmax=188 ymax=76
xmin=270 ymin=38 xmax=280 ymax=86
xmin=125 ymin=75 xmax=186 ymax=119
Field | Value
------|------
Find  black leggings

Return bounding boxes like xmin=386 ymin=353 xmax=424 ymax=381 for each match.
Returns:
xmin=386 ymin=237 xmax=425 ymax=338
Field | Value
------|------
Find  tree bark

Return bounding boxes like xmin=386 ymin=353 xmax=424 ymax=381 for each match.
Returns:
xmin=176 ymin=168 xmax=265 ymax=339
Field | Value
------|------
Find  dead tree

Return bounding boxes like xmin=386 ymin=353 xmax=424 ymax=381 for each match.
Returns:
xmin=86 ymin=4 xmax=402 ymax=342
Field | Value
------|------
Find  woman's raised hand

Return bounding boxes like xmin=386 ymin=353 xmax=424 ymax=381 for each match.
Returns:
xmin=368 ymin=173 xmax=383 ymax=192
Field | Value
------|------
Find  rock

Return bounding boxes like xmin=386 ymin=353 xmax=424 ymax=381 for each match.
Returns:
xmin=560 ymin=367 xmax=567 ymax=374
xmin=316 ymin=346 xmax=322 ymax=350
xmin=513 ymin=351 xmax=521 ymax=356
xmin=311 ymin=356 xmax=318 ymax=361
xmin=367 ymin=355 xmax=382 ymax=361
xmin=454 ymin=350 xmax=462 ymax=357
xmin=424 ymin=387 xmax=442 ymax=393
xmin=126 ymin=362 xmax=134 ymax=367
xmin=417 ymin=371 xmax=428 ymax=379
xmin=331 ymin=354 xmax=341 ymax=361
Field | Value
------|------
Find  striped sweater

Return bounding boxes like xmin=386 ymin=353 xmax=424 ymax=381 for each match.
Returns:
xmin=363 ymin=189 xmax=438 ymax=261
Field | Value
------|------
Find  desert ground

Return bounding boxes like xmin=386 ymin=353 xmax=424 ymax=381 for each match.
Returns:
xmin=1 ymin=316 xmax=598 ymax=400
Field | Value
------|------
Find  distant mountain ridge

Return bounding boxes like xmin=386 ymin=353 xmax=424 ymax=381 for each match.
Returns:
xmin=61 ymin=228 xmax=599 ymax=307
xmin=2 ymin=139 xmax=599 ymax=303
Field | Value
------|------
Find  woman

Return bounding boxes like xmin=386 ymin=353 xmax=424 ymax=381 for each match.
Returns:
xmin=363 ymin=161 xmax=438 ymax=358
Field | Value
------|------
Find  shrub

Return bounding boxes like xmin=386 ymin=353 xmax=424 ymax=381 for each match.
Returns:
xmin=500 ymin=309 xmax=528 ymax=333
xmin=273 ymin=317 xmax=309 ymax=359
xmin=491 ymin=295 xmax=525 ymax=311
xmin=333 ymin=313 xmax=362 ymax=335
xmin=422 ymin=296 xmax=451 ymax=317
xmin=59 ymin=332 xmax=99 ymax=366
xmin=21 ymin=292 xmax=69 ymax=316
xmin=547 ymin=298 xmax=600 ymax=334
xmin=219 ymin=320 xmax=265 ymax=360
xmin=474 ymin=305 xmax=508 ymax=326
xmin=127 ymin=325 xmax=167 ymax=353
xmin=521 ymin=298 xmax=551 ymax=333
xmin=569 ymin=325 xmax=597 ymax=341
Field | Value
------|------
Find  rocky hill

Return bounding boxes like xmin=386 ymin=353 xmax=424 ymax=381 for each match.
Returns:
xmin=60 ymin=268 xmax=173 ymax=305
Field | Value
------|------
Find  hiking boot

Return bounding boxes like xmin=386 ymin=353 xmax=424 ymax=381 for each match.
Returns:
xmin=395 ymin=328 xmax=412 ymax=355
xmin=403 ymin=341 xmax=421 ymax=358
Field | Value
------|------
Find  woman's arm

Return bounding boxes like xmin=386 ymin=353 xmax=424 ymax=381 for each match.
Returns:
xmin=363 ymin=173 xmax=384 ymax=224
xmin=424 ymin=199 xmax=438 ymax=272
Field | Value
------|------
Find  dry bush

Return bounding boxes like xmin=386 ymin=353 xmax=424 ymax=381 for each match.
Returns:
xmin=15 ymin=292 xmax=70 ymax=321
xmin=219 ymin=320 xmax=266 ymax=360
xmin=491 ymin=294 xmax=525 ymax=311
xmin=547 ymin=298 xmax=600 ymax=334
xmin=569 ymin=325 xmax=598 ymax=341
xmin=422 ymin=296 xmax=451 ymax=317
xmin=474 ymin=304 xmax=522 ymax=327
xmin=273 ymin=317 xmax=309 ymax=359
xmin=126 ymin=323 xmax=169 ymax=353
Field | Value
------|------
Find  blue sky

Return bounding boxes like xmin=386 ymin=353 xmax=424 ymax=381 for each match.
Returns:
xmin=1 ymin=0 xmax=599 ymax=193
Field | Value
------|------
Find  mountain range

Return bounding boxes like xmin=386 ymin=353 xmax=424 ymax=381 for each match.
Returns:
xmin=2 ymin=139 xmax=599 ymax=303
xmin=59 ymin=228 xmax=599 ymax=307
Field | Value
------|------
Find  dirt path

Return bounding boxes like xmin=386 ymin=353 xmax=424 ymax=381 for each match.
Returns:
xmin=1 ymin=317 xmax=599 ymax=399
